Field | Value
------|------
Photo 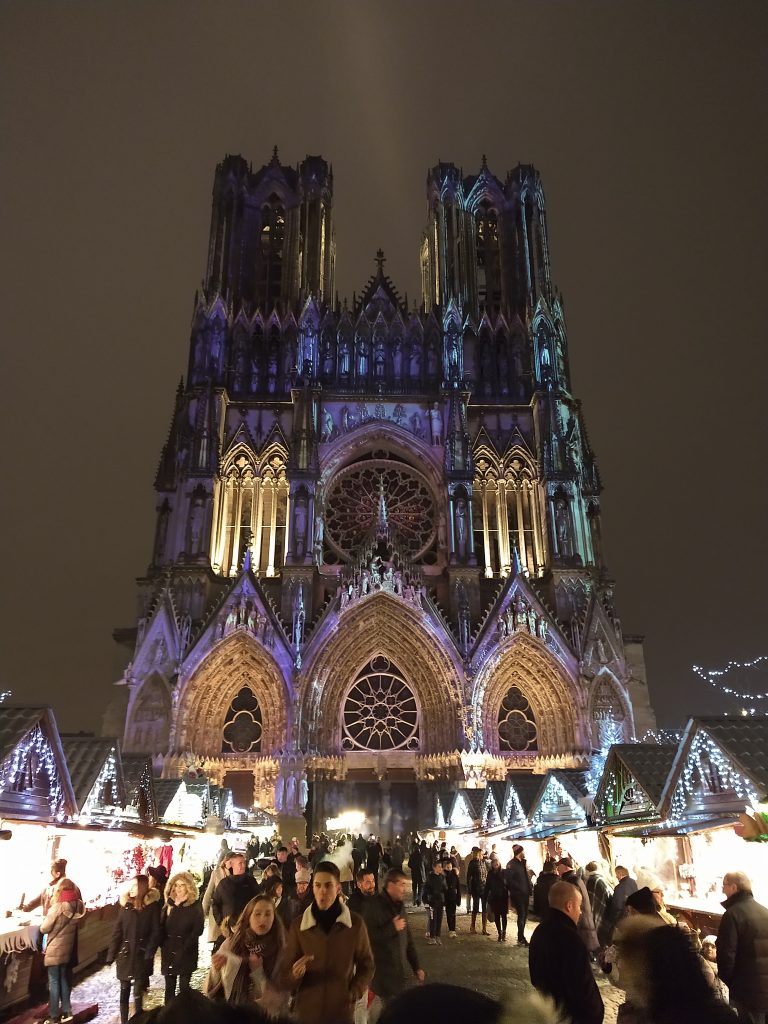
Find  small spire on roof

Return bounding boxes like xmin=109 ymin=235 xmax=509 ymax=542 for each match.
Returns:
xmin=481 ymin=153 xmax=488 ymax=171
xmin=271 ymin=145 xmax=279 ymax=165
xmin=375 ymin=248 xmax=386 ymax=277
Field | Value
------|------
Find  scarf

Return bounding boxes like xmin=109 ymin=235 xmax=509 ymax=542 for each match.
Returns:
xmin=313 ymin=898 xmax=343 ymax=933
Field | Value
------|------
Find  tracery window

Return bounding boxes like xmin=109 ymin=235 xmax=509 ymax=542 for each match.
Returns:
xmin=476 ymin=202 xmax=501 ymax=309
xmin=497 ymin=685 xmax=538 ymax=751
xmin=342 ymin=656 xmax=419 ymax=751
xmin=222 ymin=687 xmax=263 ymax=754
xmin=473 ymin=453 xmax=543 ymax=578
xmin=215 ymin=450 xmax=288 ymax=576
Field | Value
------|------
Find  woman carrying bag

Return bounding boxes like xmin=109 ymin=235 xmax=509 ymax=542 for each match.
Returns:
xmin=106 ymin=875 xmax=162 ymax=1023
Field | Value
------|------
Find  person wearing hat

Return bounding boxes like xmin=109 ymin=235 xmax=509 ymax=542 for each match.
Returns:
xmin=147 ymin=864 xmax=168 ymax=899
xmin=625 ymin=886 xmax=665 ymax=919
xmin=505 ymin=845 xmax=533 ymax=946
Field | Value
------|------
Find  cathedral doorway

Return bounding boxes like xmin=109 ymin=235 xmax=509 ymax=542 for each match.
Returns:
xmin=223 ymin=770 xmax=254 ymax=811
xmin=308 ymin=778 xmax=420 ymax=840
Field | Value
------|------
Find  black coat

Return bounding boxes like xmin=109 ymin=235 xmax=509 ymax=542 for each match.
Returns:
xmin=160 ymin=899 xmax=204 ymax=977
xmin=528 ymin=909 xmax=604 ymax=1024
xmin=211 ymin=873 xmax=261 ymax=927
xmin=466 ymin=857 xmax=488 ymax=897
xmin=422 ymin=872 xmax=448 ymax=908
xmin=407 ymin=849 xmax=425 ymax=884
xmin=533 ymin=872 xmax=558 ymax=917
xmin=717 ymin=890 xmax=768 ymax=1012
xmin=107 ymin=893 xmax=162 ymax=983
xmin=364 ymin=891 xmax=420 ymax=999
xmin=484 ymin=868 xmax=510 ymax=909
xmin=505 ymin=857 xmax=532 ymax=899
xmin=443 ymin=870 xmax=461 ymax=907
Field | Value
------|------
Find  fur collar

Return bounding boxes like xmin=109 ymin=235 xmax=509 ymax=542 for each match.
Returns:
xmin=165 ymin=871 xmax=200 ymax=907
xmin=300 ymin=901 xmax=352 ymax=931
xmin=119 ymin=887 xmax=162 ymax=909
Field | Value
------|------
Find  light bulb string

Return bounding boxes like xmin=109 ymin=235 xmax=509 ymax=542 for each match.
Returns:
xmin=693 ymin=656 xmax=768 ymax=701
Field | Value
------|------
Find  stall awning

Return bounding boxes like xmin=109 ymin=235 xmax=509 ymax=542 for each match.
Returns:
xmin=612 ymin=816 xmax=738 ymax=839
xmin=502 ymin=821 xmax=587 ymax=842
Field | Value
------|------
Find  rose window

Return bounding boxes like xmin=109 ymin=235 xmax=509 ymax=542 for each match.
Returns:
xmin=342 ymin=656 xmax=419 ymax=751
xmin=222 ymin=687 xmax=263 ymax=753
xmin=324 ymin=459 xmax=436 ymax=561
xmin=497 ymin=685 xmax=538 ymax=751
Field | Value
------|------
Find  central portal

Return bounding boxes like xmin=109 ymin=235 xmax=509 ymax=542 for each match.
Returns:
xmin=308 ymin=778 xmax=421 ymax=840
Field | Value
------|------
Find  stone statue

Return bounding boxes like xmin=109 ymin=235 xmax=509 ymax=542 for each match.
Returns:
xmin=427 ymin=343 xmax=438 ymax=377
xmin=356 ymin=337 xmax=369 ymax=377
xmin=454 ymin=497 xmax=468 ymax=560
xmin=339 ymin=338 xmax=350 ymax=376
xmin=274 ymin=774 xmax=285 ymax=813
xmin=409 ymin=344 xmax=421 ymax=380
xmin=292 ymin=583 xmax=305 ymax=650
xmin=299 ymin=775 xmax=308 ymax=810
xmin=393 ymin=403 xmax=405 ymax=426
xmin=188 ymin=494 xmax=205 ymax=554
xmin=293 ymin=495 xmax=308 ymax=557
xmin=555 ymin=498 xmax=573 ymax=557
xmin=246 ymin=605 xmax=257 ymax=633
xmin=410 ymin=411 xmax=425 ymax=438
xmin=225 ymin=603 xmax=239 ymax=634
xmin=285 ymin=773 xmax=297 ymax=812
xmin=393 ymin=342 xmax=403 ymax=379
xmin=320 ymin=407 xmax=335 ymax=442
xmin=429 ymin=402 xmax=443 ymax=445
xmin=340 ymin=405 xmax=350 ymax=432
xmin=313 ymin=513 xmax=325 ymax=565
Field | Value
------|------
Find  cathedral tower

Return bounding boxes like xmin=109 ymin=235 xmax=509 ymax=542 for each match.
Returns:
xmin=108 ymin=151 xmax=655 ymax=837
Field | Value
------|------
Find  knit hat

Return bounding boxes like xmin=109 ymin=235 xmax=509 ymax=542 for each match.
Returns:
xmin=626 ymin=886 xmax=659 ymax=915
xmin=295 ymin=867 xmax=311 ymax=885
xmin=512 ymin=844 xmax=524 ymax=855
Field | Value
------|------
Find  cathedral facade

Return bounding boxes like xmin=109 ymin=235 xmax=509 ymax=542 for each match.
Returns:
xmin=107 ymin=149 xmax=655 ymax=837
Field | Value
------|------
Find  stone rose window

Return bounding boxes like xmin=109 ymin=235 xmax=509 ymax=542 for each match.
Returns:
xmin=497 ymin=685 xmax=538 ymax=751
xmin=222 ymin=686 xmax=263 ymax=753
xmin=342 ymin=655 xmax=419 ymax=751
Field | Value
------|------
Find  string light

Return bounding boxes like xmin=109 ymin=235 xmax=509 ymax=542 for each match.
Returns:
xmin=532 ymin=774 xmax=584 ymax=825
xmin=669 ymin=728 xmax=759 ymax=821
xmin=80 ymin=749 xmax=120 ymax=822
xmin=0 ymin=724 xmax=67 ymax=820
xmin=693 ymin=657 xmax=768 ymax=701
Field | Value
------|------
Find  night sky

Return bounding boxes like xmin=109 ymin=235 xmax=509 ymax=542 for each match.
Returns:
xmin=2 ymin=2 xmax=766 ymax=733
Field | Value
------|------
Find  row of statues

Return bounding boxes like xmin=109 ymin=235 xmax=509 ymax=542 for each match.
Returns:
xmin=221 ymin=599 xmax=275 ymax=647
xmin=496 ymin=597 xmax=547 ymax=642
xmin=338 ymin=556 xmax=424 ymax=611
xmin=319 ymin=402 xmax=444 ymax=445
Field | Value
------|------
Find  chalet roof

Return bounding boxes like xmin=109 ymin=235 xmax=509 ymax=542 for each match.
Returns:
xmin=154 ymin=778 xmax=185 ymax=817
xmin=610 ymin=744 xmax=678 ymax=807
xmin=0 ymin=706 xmax=77 ymax=819
xmin=59 ymin=735 xmax=126 ymax=812
xmin=507 ymin=773 xmax=546 ymax=817
xmin=454 ymin=788 xmax=485 ymax=821
xmin=552 ymin=769 xmax=592 ymax=802
xmin=695 ymin=717 xmax=768 ymax=796
xmin=484 ymin=781 xmax=506 ymax=816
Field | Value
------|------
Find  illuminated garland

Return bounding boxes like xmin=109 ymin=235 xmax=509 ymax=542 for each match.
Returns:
xmin=669 ymin=729 xmax=760 ymax=820
xmin=532 ymin=775 xmax=584 ymax=825
xmin=80 ymin=750 xmax=119 ymax=820
xmin=503 ymin=782 xmax=525 ymax=823
xmin=482 ymin=789 xmax=501 ymax=827
xmin=693 ymin=657 xmax=768 ymax=701
xmin=642 ymin=729 xmax=683 ymax=745
xmin=0 ymin=724 xmax=67 ymax=820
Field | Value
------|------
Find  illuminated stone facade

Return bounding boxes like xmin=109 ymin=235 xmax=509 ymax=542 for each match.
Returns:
xmin=107 ymin=150 xmax=655 ymax=835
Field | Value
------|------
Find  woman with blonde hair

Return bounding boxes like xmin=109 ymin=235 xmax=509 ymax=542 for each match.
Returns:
xmin=205 ymin=893 xmax=286 ymax=1009
xmin=161 ymin=871 xmax=204 ymax=1003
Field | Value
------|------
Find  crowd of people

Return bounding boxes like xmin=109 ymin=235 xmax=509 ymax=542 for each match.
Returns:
xmin=28 ymin=836 xmax=768 ymax=1024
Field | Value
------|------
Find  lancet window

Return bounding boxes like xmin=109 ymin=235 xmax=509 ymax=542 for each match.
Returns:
xmin=260 ymin=196 xmax=285 ymax=311
xmin=215 ymin=450 xmax=289 ymax=577
xmin=476 ymin=202 xmax=501 ymax=309
xmin=473 ymin=452 xmax=544 ymax=577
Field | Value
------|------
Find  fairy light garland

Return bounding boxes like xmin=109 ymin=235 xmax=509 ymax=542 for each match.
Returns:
xmin=80 ymin=749 xmax=119 ymax=821
xmin=503 ymin=782 xmax=525 ymax=823
xmin=532 ymin=775 xmax=584 ymax=825
xmin=693 ymin=656 xmax=768 ymax=702
xmin=670 ymin=728 xmax=759 ymax=820
xmin=0 ymin=724 xmax=67 ymax=820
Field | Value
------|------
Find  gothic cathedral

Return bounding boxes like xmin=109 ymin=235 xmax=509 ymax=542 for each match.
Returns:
xmin=107 ymin=149 xmax=656 ymax=836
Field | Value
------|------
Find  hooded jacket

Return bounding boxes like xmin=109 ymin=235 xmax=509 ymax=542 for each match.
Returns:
xmin=40 ymin=890 xmax=86 ymax=966
xmin=161 ymin=872 xmax=204 ymax=977
xmin=107 ymin=888 xmax=162 ymax=983
xmin=275 ymin=901 xmax=374 ymax=1024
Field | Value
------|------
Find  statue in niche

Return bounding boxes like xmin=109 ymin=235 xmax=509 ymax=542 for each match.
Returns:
xmin=225 ymin=602 xmax=240 ymax=634
xmin=457 ymin=583 xmax=471 ymax=647
xmin=274 ymin=774 xmax=285 ymax=813
xmin=250 ymin=356 xmax=260 ymax=393
xmin=356 ymin=337 xmax=369 ymax=377
xmin=539 ymin=339 xmax=552 ymax=379
xmin=556 ymin=335 xmax=567 ymax=383
xmin=188 ymin=493 xmax=205 ymax=554
xmin=356 ymin=402 xmax=369 ymax=422
xmin=340 ymin=406 xmax=352 ymax=432
xmin=555 ymin=498 xmax=573 ymax=557
xmin=564 ymin=414 xmax=581 ymax=471
xmin=322 ymin=337 xmax=334 ymax=378
xmin=454 ymin=497 xmax=468 ymax=560
xmin=208 ymin=324 xmax=222 ymax=373
xmin=267 ymin=354 xmax=277 ymax=393
xmin=293 ymin=495 xmax=308 ymax=557
xmin=285 ymin=774 xmax=297 ymax=811
xmin=179 ymin=613 xmax=192 ymax=653
xmin=409 ymin=344 xmax=421 ymax=380
xmin=393 ymin=342 xmax=403 ymax=379
xmin=246 ymin=605 xmax=257 ymax=633
xmin=320 ymin=407 xmax=335 ymax=442
xmin=410 ymin=410 xmax=424 ymax=438
xmin=393 ymin=404 xmax=405 ymax=426
xmin=299 ymin=775 xmax=308 ymax=809
xmin=234 ymin=343 xmax=248 ymax=392
xmin=429 ymin=403 xmax=443 ymax=445
xmin=427 ymin=342 xmax=438 ymax=378
xmin=339 ymin=337 xmax=350 ymax=376
xmin=313 ymin=512 xmax=324 ymax=566
xmin=447 ymin=329 xmax=461 ymax=374
xmin=373 ymin=338 xmax=386 ymax=378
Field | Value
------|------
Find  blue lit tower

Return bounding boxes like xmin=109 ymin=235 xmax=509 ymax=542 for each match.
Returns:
xmin=106 ymin=151 xmax=655 ymax=838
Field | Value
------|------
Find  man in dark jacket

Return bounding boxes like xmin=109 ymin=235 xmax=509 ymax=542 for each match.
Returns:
xmin=505 ymin=844 xmax=533 ymax=945
xmin=607 ymin=865 xmax=637 ymax=937
xmin=533 ymin=859 xmax=558 ymax=918
xmin=365 ymin=870 xmax=424 ymax=1011
xmin=717 ymin=871 xmax=768 ymax=1023
xmin=210 ymin=853 xmax=260 ymax=947
xmin=529 ymin=880 xmax=604 ymax=1024
xmin=556 ymin=857 xmax=599 ymax=954
xmin=346 ymin=868 xmax=376 ymax=917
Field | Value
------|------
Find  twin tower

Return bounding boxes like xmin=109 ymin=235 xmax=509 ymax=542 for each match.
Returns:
xmin=107 ymin=149 xmax=654 ymax=835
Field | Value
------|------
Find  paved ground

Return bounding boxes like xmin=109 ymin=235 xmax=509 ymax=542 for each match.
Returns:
xmin=67 ymin=905 xmax=624 ymax=1022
